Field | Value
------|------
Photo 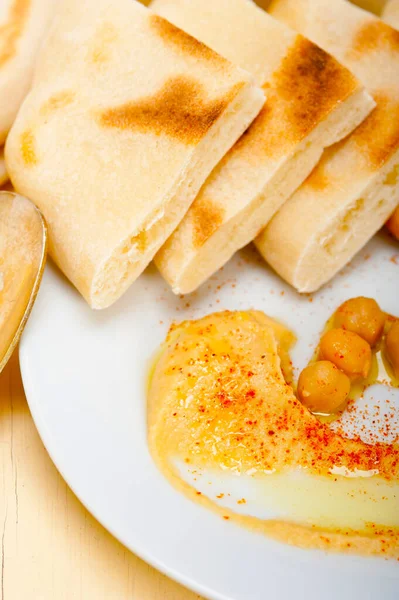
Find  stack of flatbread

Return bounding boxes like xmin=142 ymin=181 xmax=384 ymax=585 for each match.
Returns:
xmin=3 ymin=0 xmax=398 ymax=308
xmin=152 ymin=0 xmax=373 ymax=293
xmin=256 ymin=0 xmax=399 ymax=292
xmin=0 ymin=0 xmax=56 ymax=187
xmin=5 ymin=0 xmax=264 ymax=308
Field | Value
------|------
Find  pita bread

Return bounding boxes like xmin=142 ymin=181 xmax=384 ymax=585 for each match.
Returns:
xmin=152 ymin=0 xmax=374 ymax=294
xmin=5 ymin=0 xmax=264 ymax=309
xmin=383 ymin=0 xmax=399 ymax=27
xmin=256 ymin=0 xmax=399 ymax=293
xmin=0 ymin=148 xmax=8 ymax=186
xmin=0 ymin=0 xmax=56 ymax=145
xmin=348 ymin=0 xmax=388 ymax=15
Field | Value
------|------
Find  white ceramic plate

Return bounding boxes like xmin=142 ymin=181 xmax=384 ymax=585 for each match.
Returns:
xmin=20 ymin=233 xmax=399 ymax=600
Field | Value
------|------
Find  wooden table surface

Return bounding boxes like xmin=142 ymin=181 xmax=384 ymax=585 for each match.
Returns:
xmin=0 ymin=352 xmax=202 ymax=600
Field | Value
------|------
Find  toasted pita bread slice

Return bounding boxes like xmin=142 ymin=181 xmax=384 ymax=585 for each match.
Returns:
xmin=0 ymin=148 xmax=8 ymax=186
xmin=256 ymin=0 xmax=399 ymax=293
xmin=383 ymin=0 xmax=399 ymax=27
xmin=5 ymin=0 xmax=264 ymax=309
xmin=152 ymin=0 xmax=374 ymax=294
xmin=0 ymin=0 xmax=56 ymax=145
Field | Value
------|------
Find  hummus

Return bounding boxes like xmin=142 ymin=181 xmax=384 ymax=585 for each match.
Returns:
xmin=148 ymin=310 xmax=399 ymax=557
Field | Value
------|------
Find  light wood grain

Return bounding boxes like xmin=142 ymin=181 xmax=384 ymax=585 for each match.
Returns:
xmin=0 ymin=352 xmax=202 ymax=600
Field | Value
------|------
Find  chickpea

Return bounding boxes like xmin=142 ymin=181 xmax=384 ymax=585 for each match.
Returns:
xmin=385 ymin=320 xmax=399 ymax=379
xmin=297 ymin=361 xmax=350 ymax=414
xmin=386 ymin=206 xmax=399 ymax=241
xmin=334 ymin=296 xmax=386 ymax=346
xmin=319 ymin=328 xmax=371 ymax=380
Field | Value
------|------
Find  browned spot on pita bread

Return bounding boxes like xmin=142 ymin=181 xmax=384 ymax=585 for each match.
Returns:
xmin=149 ymin=14 xmax=228 ymax=67
xmin=350 ymin=92 xmax=399 ymax=169
xmin=304 ymin=163 xmax=330 ymax=191
xmin=271 ymin=36 xmax=357 ymax=142
xmin=192 ymin=197 xmax=225 ymax=248
xmin=89 ymin=22 xmax=118 ymax=64
xmin=40 ymin=91 xmax=75 ymax=115
xmin=20 ymin=129 xmax=37 ymax=166
xmin=384 ymin=164 xmax=399 ymax=186
xmin=230 ymin=36 xmax=357 ymax=163
xmin=351 ymin=19 xmax=399 ymax=57
xmin=0 ymin=0 xmax=30 ymax=68
xmin=98 ymin=76 xmax=242 ymax=145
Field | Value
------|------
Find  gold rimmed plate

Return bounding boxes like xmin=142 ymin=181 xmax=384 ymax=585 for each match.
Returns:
xmin=0 ymin=191 xmax=47 ymax=373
